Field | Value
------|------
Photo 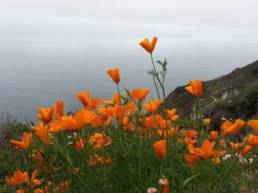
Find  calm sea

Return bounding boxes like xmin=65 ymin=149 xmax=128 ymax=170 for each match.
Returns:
xmin=1 ymin=38 xmax=258 ymax=120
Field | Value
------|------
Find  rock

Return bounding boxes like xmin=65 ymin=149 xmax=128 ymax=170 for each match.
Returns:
xmin=165 ymin=60 xmax=258 ymax=127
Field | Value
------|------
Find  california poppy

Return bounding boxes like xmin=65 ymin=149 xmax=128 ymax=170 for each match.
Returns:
xmin=33 ymin=122 xmax=52 ymax=144
xmin=247 ymin=120 xmax=258 ymax=132
xmin=159 ymin=178 xmax=169 ymax=193
xmin=247 ymin=134 xmax=258 ymax=146
xmin=130 ymin=88 xmax=150 ymax=100
xmin=221 ymin=119 xmax=245 ymax=136
xmin=203 ymin=118 xmax=212 ymax=126
xmin=166 ymin=108 xmax=179 ymax=121
xmin=37 ymin=107 xmax=54 ymax=123
xmin=209 ymin=131 xmax=218 ymax=141
xmin=60 ymin=109 xmax=97 ymax=131
xmin=76 ymin=91 xmax=103 ymax=110
xmin=10 ymin=132 xmax=32 ymax=150
xmin=139 ymin=36 xmax=158 ymax=53
xmin=184 ymin=154 xmax=200 ymax=166
xmin=185 ymin=80 xmax=203 ymax=97
xmin=153 ymin=139 xmax=167 ymax=159
xmin=6 ymin=170 xmax=29 ymax=186
xmin=54 ymin=100 xmax=64 ymax=118
xmin=107 ymin=68 xmax=120 ymax=84
xmin=75 ymin=138 xmax=86 ymax=151
xmin=241 ymin=145 xmax=252 ymax=156
xmin=143 ymin=99 xmax=162 ymax=113
xmin=230 ymin=142 xmax=240 ymax=152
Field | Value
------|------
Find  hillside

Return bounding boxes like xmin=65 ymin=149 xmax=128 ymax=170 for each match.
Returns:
xmin=165 ymin=60 xmax=258 ymax=127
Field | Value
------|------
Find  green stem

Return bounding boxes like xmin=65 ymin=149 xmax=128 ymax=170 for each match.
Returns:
xmin=150 ymin=54 xmax=166 ymax=99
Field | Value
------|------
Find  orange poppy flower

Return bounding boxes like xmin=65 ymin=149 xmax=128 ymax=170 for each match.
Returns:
xmin=54 ymin=100 xmax=64 ymax=118
xmin=184 ymin=137 xmax=198 ymax=145
xmin=183 ymin=129 xmax=198 ymax=139
xmin=144 ymin=114 xmax=163 ymax=129
xmin=75 ymin=138 xmax=86 ymax=151
xmin=167 ymin=127 xmax=179 ymax=137
xmin=37 ymin=107 xmax=54 ymax=123
xmin=76 ymin=91 xmax=103 ymax=110
xmin=107 ymin=68 xmax=120 ymax=84
xmin=60 ymin=109 xmax=97 ymax=131
xmin=130 ymin=88 xmax=150 ymax=100
xmin=203 ymin=118 xmax=212 ymax=126
xmin=185 ymin=80 xmax=203 ymax=97
xmin=139 ymin=36 xmax=158 ymax=53
xmin=166 ymin=108 xmax=179 ymax=121
xmin=159 ymin=178 xmax=169 ymax=193
xmin=143 ymin=99 xmax=162 ymax=113
xmin=247 ymin=134 xmax=258 ymax=146
xmin=230 ymin=142 xmax=240 ymax=152
xmin=6 ymin=170 xmax=29 ymax=186
xmin=90 ymin=133 xmax=112 ymax=150
xmin=241 ymin=145 xmax=252 ymax=156
xmin=184 ymin=154 xmax=200 ymax=166
xmin=219 ymin=139 xmax=226 ymax=149
xmin=221 ymin=119 xmax=245 ymax=136
xmin=209 ymin=131 xmax=218 ymax=141
xmin=153 ymin=139 xmax=167 ymax=159
xmin=10 ymin=132 xmax=32 ymax=150
xmin=188 ymin=139 xmax=215 ymax=160
xmin=33 ymin=122 xmax=51 ymax=144
xmin=112 ymin=92 xmax=121 ymax=104
xmin=247 ymin=120 xmax=258 ymax=132
xmin=16 ymin=188 xmax=26 ymax=193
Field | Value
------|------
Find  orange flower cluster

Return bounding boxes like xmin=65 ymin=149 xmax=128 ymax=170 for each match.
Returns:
xmin=6 ymin=36 xmax=257 ymax=192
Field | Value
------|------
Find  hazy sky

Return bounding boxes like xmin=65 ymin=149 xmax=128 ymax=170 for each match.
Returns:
xmin=0 ymin=0 xmax=258 ymax=44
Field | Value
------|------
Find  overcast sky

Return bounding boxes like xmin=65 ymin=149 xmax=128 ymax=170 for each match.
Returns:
xmin=0 ymin=0 xmax=258 ymax=44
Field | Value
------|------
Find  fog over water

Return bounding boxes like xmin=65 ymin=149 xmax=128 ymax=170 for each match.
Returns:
xmin=0 ymin=0 xmax=258 ymax=120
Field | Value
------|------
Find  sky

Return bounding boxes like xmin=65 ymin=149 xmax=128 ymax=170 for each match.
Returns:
xmin=0 ymin=0 xmax=258 ymax=44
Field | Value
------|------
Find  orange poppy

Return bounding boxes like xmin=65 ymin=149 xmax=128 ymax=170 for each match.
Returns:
xmin=247 ymin=134 xmax=258 ymax=146
xmin=54 ymin=100 xmax=64 ymax=118
xmin=209 ymin=131 xmax=218 ymax=141
xmin=219 ymin=139 xmax=226 ymax=149
xmin=75 ymin=138 xmax=86 ymax=151
xmin=6 ymin=170 xmax=29 ymax=186
xmin=203 ymin=118 xmax=212 ymax=126
xmin=76 ymin=91 xmax=103 ymax=110
xmin=130 ymin=88 xmax=150 ymax=100
xmin=153 ymin=139 xmax=167 ymax=159
xmin=33 ymin=122 xmax=51 ymax=144
xmin=166 ymin=108 xmax=179 ymax=121
xmin=60 ymin=109 xmax=97 ymax=131
xmin=183 ymin=129 xmax=198 ymax=139
xmin=188 ymin=139 xmax=215 ymax=160
xmin=143 ymin=99 xmax=162 ymax=113
xmin=90 ymin=133 xmax=112 ymax=150
xmin=159 ymin=178 xmax=169 ymax=193
xmin=221 ymin=119 xmax=245 ymax=136
xmin=247 ymin=120 xmax=258 ymax=132
xmin=184 ymin=154 xmax=200 ymax=166
xmin=16 ymin=188 xmax=26 ymax=193
xmin=112 ymin=92 xmax=121 ymax=104
xmin=107 ymin=68 xmax=120 ymax=84
xmin=230 ymin=142 xmax=240 ymax=152
xmin=10 ymin=132 xmax=32 ymax=150
xmin=144 ymin=114 xmax=163 ymax=129
xmin=241 ymin=145 xmax=252 ymax=156
xmin=139 ymin=36 xmax=158 ymax=53
xmin=185 ymin=80 xmax=203 ymax=97
xmin=37 ymin=107 xmax=54 ymax=123
xmin=184 ymin=137 xmax=198 ymax=145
